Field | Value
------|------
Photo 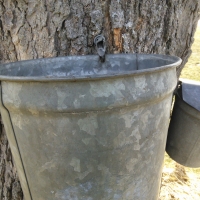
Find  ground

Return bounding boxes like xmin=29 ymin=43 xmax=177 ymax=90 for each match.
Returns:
xmin=181 ymin=20 xmax=200 ymax=81
xmin=159 ymin=20 xmax=200 ymax=200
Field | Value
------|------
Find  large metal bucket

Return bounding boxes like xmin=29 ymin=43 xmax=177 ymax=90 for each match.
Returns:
xmin=166 ymin=80 xmax=200 ymax=168
xmin=0 ymin=54 xmax=181 ymax=200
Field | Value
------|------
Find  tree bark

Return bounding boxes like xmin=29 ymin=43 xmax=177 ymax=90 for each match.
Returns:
xmin=0 ymin=0 xmax=199 ymax=199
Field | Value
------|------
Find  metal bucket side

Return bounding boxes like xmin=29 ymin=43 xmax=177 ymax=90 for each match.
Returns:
xmin=166 ymin=90 xmax=200 ymax=168
xmin=0 ymin=66 xmax=177 ymax=200
xmin=0 ymin=84 xmax=32 ymax=200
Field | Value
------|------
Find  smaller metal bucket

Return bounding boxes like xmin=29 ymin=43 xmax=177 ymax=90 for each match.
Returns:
xmin=166 ymin=80 xmax=200 ymax=168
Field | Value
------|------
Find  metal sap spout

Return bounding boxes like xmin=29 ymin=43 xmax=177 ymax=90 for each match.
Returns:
xmin=94 ymin=35 xmax=106 ymax=62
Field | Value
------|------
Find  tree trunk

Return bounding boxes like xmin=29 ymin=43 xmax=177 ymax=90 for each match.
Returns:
xmin=0 ymin=0 xmax=199 ymax=199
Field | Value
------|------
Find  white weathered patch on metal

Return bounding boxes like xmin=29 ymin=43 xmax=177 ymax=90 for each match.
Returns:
xmin=130 ymin=127 xmax=141 ymax=150
xmin=11 ymin=114 xmax=23 ymax=130
xmin=120 ymin=114 xmax=136 ymax=128
xmin=141 ymin=110 xmax=153 ymax=127
xmin=78 ymin=165 xmax=93 ymax=180
xmin=114 ymin=131 xmax=134 ymax=147
xmin=70 ymin=157 xmax=81 ymax=172
xmin=73 ymin=99 xmax=81 ymax=108
xmin=113 ymin=193 xmax=122 ymax=199
xmin=82 ymin=138 xmax=92 ymax=145
xmin=89 ymin=81 xmax=125 ymax=98
xmin=97 ymin=163 xmax=109 ymax=172
xmin=78 ymin=115 xmax=98 ymax=136
xmin=39 ymin=159 xmax=57 ymax=173
xmin=3 ymin=83 xmax=22 ymax=108
xmin=126 ymin=158 xmax=138 ymax=172
xmin=55 ymin=187 xmax=79 ymax=200
xmin=57 ymin=90 xmax=68 ymax=109
xmin=135 ymin=76 xmax=148 ymax=92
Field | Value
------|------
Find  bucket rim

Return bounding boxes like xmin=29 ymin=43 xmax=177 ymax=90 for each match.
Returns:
xmin=0 ymin=53 xmax=182 ymax=82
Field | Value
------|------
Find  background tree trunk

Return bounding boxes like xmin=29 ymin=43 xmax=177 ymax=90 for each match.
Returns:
xmin=0 ymin=0 xmax=199 ymax=199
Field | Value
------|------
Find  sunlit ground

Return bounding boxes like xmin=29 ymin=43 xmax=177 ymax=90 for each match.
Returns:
xmin=159 ymin=20 xmax=200 ymax=200
xmin=181 ymin=20 xmax=200 ymax=81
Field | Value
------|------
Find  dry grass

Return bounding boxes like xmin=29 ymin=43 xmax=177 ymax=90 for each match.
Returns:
xmin=159 ymin=20 xmax=200 ymax=200
xmin=160 ymin=154 xmax=200 ymax=200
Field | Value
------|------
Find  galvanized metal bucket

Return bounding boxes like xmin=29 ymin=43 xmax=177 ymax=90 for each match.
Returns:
xmin=0 ymin=54 xmax=181 ymax=200
xmin=166 ymin=80 xmax=200 ymax=168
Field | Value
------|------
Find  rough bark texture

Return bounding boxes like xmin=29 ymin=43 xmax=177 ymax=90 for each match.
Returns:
xmin=0 ymin=0 xmax=199 ymax=199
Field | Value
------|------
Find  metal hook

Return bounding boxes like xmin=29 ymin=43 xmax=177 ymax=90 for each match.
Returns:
xmin=94 ymin=35 xmax=106 ymax=62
